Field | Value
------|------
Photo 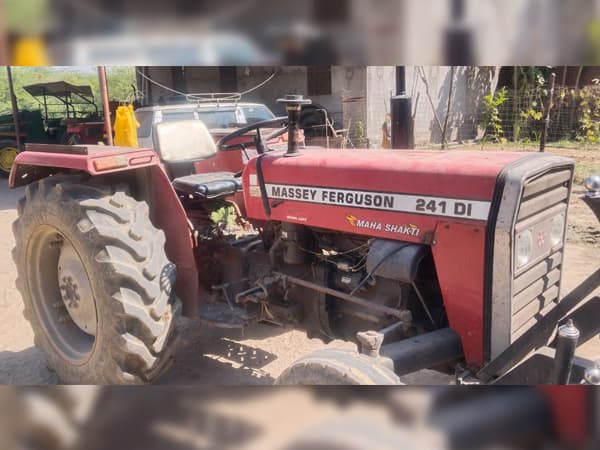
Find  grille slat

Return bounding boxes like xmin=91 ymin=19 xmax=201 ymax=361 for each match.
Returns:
xmin=513 ymin=252 xmax=562 ymax=294
xmin=517 ymin=185 xmax=569 ymax=221
xmin=513 ymin=267 xmax=561 ymax=311
xmin=512 ymin=286 xmax=560 ymax=331
xmin=510 ymin=168 xmax=571 ymax=342
xmin=512 ymin=300 xmax=558 ymax=342
xmin=522 ymin=169 xmax=571 ymax=199
xmin=514 ymin=203 xmax=567 ymax=233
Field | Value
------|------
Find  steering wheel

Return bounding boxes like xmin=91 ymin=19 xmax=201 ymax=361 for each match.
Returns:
xmin=217 ymin=116 xmax=288 ymax=154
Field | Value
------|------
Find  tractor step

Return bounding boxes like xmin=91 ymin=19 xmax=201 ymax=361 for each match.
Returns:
xmin=198 ymin=302 xmax=252 ymax=329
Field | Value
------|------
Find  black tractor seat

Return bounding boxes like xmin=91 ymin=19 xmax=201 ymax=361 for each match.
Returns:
xmin=172 ymin=172 xmax=242 ymax=199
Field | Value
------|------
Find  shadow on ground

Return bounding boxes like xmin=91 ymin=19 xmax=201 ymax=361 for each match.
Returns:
xmin=0 ymin=322 xmax=281 ymax=385
xmin=159 ymin=321 xmax=280 ymax=385
xmin=0 ymin=347 xmax=58 ymax=384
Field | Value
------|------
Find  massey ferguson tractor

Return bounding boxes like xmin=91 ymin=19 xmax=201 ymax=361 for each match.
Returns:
xmin=9 ymin=95 xmax=600 ymax=385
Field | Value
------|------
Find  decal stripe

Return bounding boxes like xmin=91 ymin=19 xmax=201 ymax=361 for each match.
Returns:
xmin=265 ymin=183 xmax=491 ymax=221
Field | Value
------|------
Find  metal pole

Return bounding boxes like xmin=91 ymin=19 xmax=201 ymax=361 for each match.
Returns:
xmin=6 ymin=66 xmax=21 ymax=150
xmin=98 ymin=66 xmax=113 ymax=146
xmin=395 ymin=66 xmax=406 ymax=95
xmin=276 ymin=94 xmax=311 ymax=156
xmin=540 ymin=72 xmax=556 ymax=152
xmin=552 ymin=319 xmax=579 ymax=384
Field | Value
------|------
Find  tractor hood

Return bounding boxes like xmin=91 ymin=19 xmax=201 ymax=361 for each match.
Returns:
xmin=249 ymin=148 xmax=532 ymax=199
xmin=243 ymin=148 xmax=572 ymax=241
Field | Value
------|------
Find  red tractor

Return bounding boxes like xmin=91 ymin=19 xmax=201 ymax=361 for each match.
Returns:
xmin=9 ymin=95 xmax=600 ymax=384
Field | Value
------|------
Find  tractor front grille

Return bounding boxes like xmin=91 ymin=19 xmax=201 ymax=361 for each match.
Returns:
xmin=510 ymin=169 xmax=572 ymax=342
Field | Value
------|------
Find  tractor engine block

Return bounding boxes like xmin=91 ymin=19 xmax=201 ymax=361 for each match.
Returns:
xmin=238 ymin=222 xmax=447 ymax=343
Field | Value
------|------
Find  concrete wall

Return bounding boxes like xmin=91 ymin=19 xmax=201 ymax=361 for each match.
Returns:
xmin=406 ymin=66 xmax=499 ymax=146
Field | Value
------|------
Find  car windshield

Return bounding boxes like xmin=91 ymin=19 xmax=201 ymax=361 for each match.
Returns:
xmin=240 ymin=105 xmax=275 ymax=124
xmin=162 ymin=111 xmax=196 ymax=122
xmin=197 ymin=109 xmax=239 ymax=128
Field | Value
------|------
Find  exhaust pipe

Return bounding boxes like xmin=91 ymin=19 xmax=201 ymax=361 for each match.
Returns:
xmin=277 ymin=94 xmax=312 ymax=157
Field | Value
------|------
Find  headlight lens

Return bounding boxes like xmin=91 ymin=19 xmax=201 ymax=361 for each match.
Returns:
xmin=550 ymin=213 xmax=565 ymax=247
xmin=516 ymin=230 xmax=533 ymax=268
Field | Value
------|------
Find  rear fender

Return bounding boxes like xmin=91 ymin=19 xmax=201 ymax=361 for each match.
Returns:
xmin=10 ymin=147 xmax=200 ymax=317
xmin=145 ymin=165 xmax=200 ymax=317
xmin=9 ymin=145 xmax=158 ymax=188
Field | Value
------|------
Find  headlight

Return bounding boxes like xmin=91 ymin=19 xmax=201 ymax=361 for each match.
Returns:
xmin=516 ymin=230 xmax=533 ymax=268
xmin=550 ymin=213 xmax=565 ymax=247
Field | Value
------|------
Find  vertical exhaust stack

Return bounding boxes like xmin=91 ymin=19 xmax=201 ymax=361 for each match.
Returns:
xmin=277 ymin=94 xmax=311 ymax=157
xmin=390 ymin=95 xmax=413 ymax=149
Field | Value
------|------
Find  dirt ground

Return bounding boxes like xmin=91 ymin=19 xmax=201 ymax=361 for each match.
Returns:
xmin=0 ymin=145 xmax=598 ymax=385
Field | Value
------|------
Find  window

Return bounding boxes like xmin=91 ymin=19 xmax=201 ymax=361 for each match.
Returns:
xmin=161 ymin=111 xmax=196 ymax=122
xmin=135 ymin=111 xmax=153 ymax=137
xmin=197 ymin=110 xmax=239 ymax=128
xmin=307 ymin=66 xmax=332 ymax=96
xmin=240 ymin=105 xmax=275 ymax=124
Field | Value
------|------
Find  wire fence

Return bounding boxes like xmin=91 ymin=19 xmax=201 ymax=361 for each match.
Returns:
xmin=475 ymin=85 xmax=600 ymax=145
xmin=302 ymin=84 xmax=600 ymax=149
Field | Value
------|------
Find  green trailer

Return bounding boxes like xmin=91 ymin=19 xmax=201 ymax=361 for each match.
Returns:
xmin=0 ymin=109 xmax=50 ymax=175
xmin=0 ymin=81 xmax=104 ymax=177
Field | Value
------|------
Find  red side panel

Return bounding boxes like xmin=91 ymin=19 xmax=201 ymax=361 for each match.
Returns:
xmin=431 ymin=221 xmax=487 ymax=366
xmin=148 ymin=166 xmax=199 ymax=317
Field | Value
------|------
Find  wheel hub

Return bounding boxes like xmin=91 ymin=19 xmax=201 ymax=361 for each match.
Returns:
xmin=58 ymin=242 xmax=97 ymax=336
xmin=0 ymin=146 xmax=18 ymax=172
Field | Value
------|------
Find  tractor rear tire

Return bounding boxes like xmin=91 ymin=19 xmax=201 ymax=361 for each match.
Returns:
xmin=275 ymin=348 xmax=402 ymax=385
xmin=12 ymin=174 xmax=180 ymax=384
xmin=0 ymin=139 xmax=20 ymax=178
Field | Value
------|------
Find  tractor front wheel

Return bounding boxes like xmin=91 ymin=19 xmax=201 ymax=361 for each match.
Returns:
xmin=0 ymin=139 xmax=20 ymax=178
xmin=275 ymin=348 xmax=402 ymax=385
xmin=12 ymin=174 xmax=181 ymax=384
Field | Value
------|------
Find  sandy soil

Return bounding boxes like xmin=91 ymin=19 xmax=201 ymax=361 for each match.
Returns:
xmin=0 ymin=149 xmax=598 ymax=384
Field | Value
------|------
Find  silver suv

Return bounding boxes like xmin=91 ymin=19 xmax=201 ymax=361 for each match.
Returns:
xmin=135 ymin=98 xmax=276 ymax=148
